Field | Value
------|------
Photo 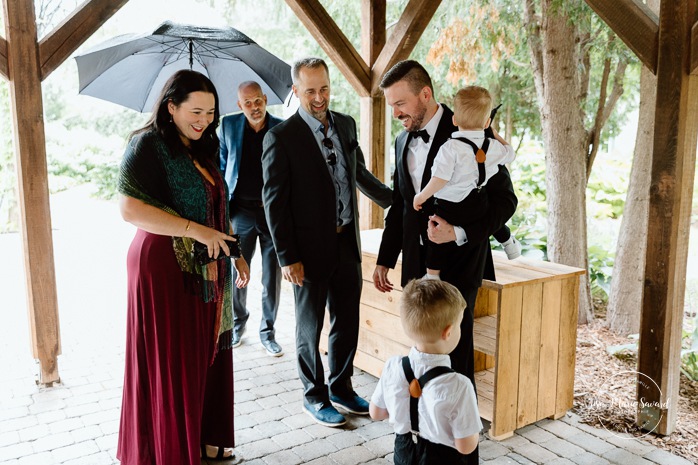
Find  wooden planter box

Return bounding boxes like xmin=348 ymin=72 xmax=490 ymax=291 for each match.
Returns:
xmin=320 ymin=230 xmax=585 ymax=439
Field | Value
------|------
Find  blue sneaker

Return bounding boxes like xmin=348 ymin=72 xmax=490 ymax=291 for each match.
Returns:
xmin=330 ymin=394 xmax=370 ymax=415
xmin=303 ymin=401 xmax=346 ymax=427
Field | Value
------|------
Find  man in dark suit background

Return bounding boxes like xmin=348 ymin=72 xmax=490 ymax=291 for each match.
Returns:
xmin=262 ymin=57 xmax=392 ymax=427
xmin=219 ymin=81 xmax=284 ymax=356
xmin=372 ymin=60 xmax=517 ymax=462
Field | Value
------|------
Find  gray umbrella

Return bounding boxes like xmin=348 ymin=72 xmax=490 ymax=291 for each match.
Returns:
xmin=75 ymin=21 xmax=292 ymax=114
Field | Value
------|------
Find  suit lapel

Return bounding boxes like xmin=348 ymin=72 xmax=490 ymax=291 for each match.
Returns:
xmin=333 ymin=112 xmax=356 ymax=181
xmin=396 ymin=131 xmax=415 ymax=198
xmin=420 ymin=105 xmax=456 ymax=189
xmin=290 ymin=112 xmax=334 ymax=189
xmin=230 ymin=115 xmax=243 ymax=169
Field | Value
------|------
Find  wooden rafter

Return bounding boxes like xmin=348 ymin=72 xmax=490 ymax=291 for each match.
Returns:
xmin=0 ymin=35 xmax=7 ymax=79
xmin=370 ymin=0 xmax=443 ymax=94
xmin=38 ymin=0 xmax=129 ymax=81
xmin=584 ymin=0 xmax=659 ymax=74
xmin=284 ymin=0 xmax=370 ymax=96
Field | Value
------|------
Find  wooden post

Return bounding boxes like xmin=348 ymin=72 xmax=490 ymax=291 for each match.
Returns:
xmin=3 ymin=0 xmax=61 ymax=385
xmin=637 ymin=0 xmax=698 ymax=435
xmin=359 ymin=0 xmax=387 ymax=230
xmin=0 ymin=36 xmax=8 ymax=79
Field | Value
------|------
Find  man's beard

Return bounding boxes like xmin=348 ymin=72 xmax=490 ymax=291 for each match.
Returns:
xmin=310 ymin=105 xmax=328 ymax=121
xmin=402 ymin=101 xmax=427 ymax=132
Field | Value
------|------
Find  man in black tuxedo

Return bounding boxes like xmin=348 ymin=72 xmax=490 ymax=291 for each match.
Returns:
xmin=262 ymin=57 xmax=392 ymax=427
xmin=373 ymin=60 xmax=517 ymax=461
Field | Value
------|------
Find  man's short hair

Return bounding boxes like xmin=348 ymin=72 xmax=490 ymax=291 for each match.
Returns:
xmin=292 ymin=57 xmax=329 ymax=84
xmin=453 ymin=86 xmax=492 ymax=129
xmin=400 ymin=279 xmax=466 ymax=342
xmin=379 ymin=60 xmax=433 ymax=95
xmin=237 ymin=80 xmax=263 ymax=93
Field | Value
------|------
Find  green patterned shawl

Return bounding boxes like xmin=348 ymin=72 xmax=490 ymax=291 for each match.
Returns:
xmin=118 ymin=129 xmax=233 ymax=353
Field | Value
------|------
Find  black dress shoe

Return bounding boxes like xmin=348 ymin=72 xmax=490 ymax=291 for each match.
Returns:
xmin=232 ymin=328 xmax=245 ymax=348
xmin=261 ymin=339 xmax=283 ymax=357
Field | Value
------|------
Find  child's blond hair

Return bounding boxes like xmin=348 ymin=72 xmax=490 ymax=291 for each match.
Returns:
xmin=400 ymin=279 xmax=466 ymax=343
xmin=453 ymin=86 xmax=492 ymax=130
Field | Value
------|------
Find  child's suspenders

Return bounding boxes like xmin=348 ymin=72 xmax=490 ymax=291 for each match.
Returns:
xmin=401 ymin=356 xmax=455 ymax=434
xmin=450 ymin=137 xmax=491 ymax=191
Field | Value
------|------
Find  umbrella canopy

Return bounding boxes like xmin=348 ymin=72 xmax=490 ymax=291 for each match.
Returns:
xmin=75 ymin=21 xmax=292 ymax=114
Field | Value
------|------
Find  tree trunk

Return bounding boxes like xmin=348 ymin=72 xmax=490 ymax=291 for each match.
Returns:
xmin=528 ymin=1 xmax=593 ymax=323
xmin=606 ymin=0 xmax=658 ymax=335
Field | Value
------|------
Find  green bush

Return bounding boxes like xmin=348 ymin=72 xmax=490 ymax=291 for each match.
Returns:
xmin=497 ymin=141 xmax=618 ymax=299
xmin=681 ymin=312 xmax=698 ymax=381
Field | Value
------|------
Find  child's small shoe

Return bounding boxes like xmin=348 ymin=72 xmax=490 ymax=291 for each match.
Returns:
xmin=502 ymin=236 xmax=522 ymax=260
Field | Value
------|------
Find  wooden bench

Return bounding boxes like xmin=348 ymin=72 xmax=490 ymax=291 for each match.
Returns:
xmin=320 ymin=229 xmax=585 ymax=439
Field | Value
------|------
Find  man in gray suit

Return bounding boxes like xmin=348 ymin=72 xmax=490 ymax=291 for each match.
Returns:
xmin=262 ymin=58 xmax=392 ymax=427
xmin=219 ymin=81 xmax=284 ymax=356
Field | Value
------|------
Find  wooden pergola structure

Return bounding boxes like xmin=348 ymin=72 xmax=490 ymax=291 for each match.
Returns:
xmin=1 ymin=0 xmax=694 ymax=436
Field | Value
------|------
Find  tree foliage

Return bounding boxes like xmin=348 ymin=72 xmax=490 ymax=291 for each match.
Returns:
xmin=426 ymin=0 xmax=540 ymax=143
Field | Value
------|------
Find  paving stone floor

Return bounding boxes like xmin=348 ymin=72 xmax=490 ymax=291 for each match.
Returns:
xmin=0 ymin=186 xmax=693 ymax=465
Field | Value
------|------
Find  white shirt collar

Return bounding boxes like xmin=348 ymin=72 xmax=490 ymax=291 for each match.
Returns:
xmin=409 ymin=346 xmax=452 ymax=368
xmin=452 ymin=129 xmax=485 ymax=139
xmin=422 ymin=103 xmax=444 ymax=141
xmin=408 ymin=103 xmax=443 ymax=146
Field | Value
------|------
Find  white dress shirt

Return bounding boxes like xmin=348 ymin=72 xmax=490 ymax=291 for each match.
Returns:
xmin=406 ymin=104 xmax=444 ymax=194
xmin=406 ymin=105 xmax=471 ymax=244
xmin=371 ymin=347 xmax=483 ymax=448
xmin=431 ymin=130 xmax=515 ymax=203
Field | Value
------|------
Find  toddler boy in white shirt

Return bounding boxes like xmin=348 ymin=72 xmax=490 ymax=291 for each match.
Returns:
xmin=370 ymin=279 xmax=482 ymax=464
xmin=413 ymin=86 xmax=520 ymax=280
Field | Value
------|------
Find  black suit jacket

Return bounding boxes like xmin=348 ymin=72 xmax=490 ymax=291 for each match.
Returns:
xmin=262 ymin=110 xmax=392 ymax=281
xmin=377 ymin=105 xmax=518 ymax=289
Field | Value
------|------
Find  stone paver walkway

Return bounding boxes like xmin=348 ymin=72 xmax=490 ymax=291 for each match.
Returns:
xmin=0 ymin=186 xmax=692 ymax=465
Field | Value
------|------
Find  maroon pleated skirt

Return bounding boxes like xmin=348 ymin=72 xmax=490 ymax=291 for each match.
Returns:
xmin=117 ymin=230 xmax=234 ymax=465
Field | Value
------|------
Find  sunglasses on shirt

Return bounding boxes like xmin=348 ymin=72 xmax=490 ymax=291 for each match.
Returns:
xmin=322 ymin=138 xmax=337 ymax=166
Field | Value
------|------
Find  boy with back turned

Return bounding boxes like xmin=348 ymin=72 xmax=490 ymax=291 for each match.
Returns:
xmin=370 ymin=279 xmax=482 ymax=464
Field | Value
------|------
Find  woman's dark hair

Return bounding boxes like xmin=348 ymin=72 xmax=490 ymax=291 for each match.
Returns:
xmin=133 ymin=70 xmax=220 ymax=164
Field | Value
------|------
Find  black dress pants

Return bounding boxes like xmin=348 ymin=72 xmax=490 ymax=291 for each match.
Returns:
xmin=293 ymin=229 xmax=362 ymax=405
xmin=394 ymin=433 xmax=468 ymax=465
xmin=447 ymin=284 xmax=480 ymax=465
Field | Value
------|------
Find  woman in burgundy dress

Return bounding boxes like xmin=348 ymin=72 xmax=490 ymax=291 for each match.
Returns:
xmin=116 ymin=70 xmax=249 ymax=464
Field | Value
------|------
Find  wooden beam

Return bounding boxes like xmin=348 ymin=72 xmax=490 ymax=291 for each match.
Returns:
xmin=3 ymin=0 xmax=61 ymax=385
xmin=284 ymin=0 xmax=370 ymax=96
xmin=584 ymin=0 xmax=659 ymax=74
xmin=361 ymin=0 xmax=386 ymax=62
xmin=637 ymin=0 xmax=698 ymax=435
xmin=359 ymin=96 xmax=387 ymax=229
xmin=0 ymin=36 xmax=7 ymax=80
xmin=691 ymin=21 xmax=698 ymax=74
xmin=370 ymin=0 xmax=443 ymax=94
xmin=39 ymin=0 xmax=129 ymax=81
xmin=359 ymin=0 xmax=387 ymax=230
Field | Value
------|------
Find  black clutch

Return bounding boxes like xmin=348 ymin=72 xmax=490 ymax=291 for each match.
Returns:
xmin=193 ymin=235 xmax=242 ymax=265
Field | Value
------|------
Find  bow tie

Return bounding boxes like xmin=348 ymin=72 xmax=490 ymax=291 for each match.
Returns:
xmin=409 ymin=129 xmax=430 ymax=143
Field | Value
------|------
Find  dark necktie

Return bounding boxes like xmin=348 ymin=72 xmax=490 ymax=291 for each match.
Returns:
xmin=410 ymin=129 xmax=430 ymax=143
